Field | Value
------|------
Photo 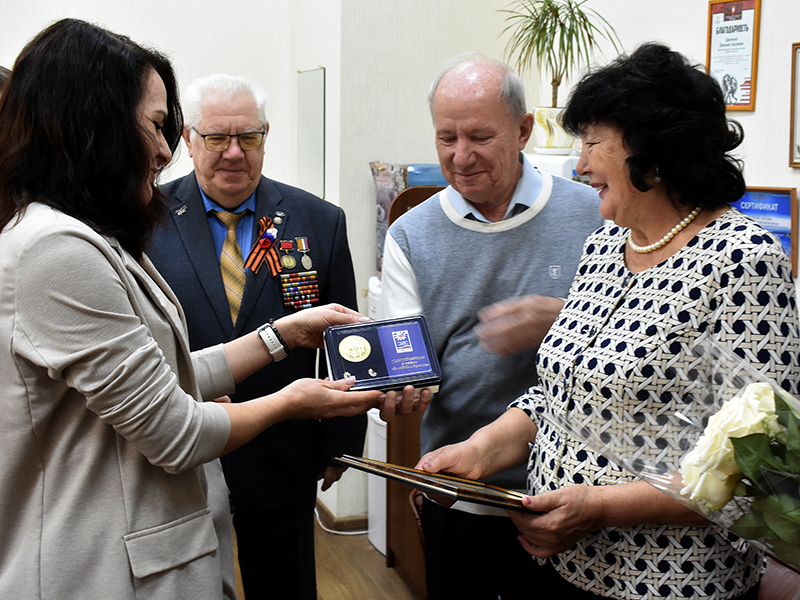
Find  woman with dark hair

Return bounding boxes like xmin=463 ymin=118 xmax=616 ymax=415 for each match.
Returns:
xmin=0 ymin=19 xmax=413 ymax=599
xmin=415 ymin=43 xmax=798 ymax=599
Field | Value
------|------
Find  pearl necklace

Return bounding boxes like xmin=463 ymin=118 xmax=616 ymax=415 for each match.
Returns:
xmin=627 ymin=207 xmax=702 ymax=254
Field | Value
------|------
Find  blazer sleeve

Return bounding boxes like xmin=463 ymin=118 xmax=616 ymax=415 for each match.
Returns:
xmin=14 ymin=226 xmax=230 ymax=473
xmin=192 ymin=344 xmax=236 ymax=402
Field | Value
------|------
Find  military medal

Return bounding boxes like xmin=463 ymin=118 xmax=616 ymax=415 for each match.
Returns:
xmin=279 ymin=240 xmax=296 ymax=269
xmin=280 ymin=270 xmax=319 ymax=308
xmin=295 ymin=237 xmax=312 ymax=270
xmin=339 ymin=335 xmax=371 ymax=363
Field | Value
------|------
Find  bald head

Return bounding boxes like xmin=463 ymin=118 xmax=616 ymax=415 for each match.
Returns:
xmin=428 ymin=54 xmax=527 ymax=122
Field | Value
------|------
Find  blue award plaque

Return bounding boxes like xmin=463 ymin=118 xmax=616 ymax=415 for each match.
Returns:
xmin=324 ymin=315 xmax=441 ymax=392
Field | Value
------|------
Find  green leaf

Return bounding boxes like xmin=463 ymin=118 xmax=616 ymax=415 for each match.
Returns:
xmin=781 ymin=412 xmax=800 ymax=453
xmin=753 ymin=494 xmax=800 ymax=544
xmin=732 ymin=434 xmax=790 ymax=481
xmin=775 ymin=389 xmax=800 ymax=419
xmin=763 ymin=470 xmax=800 ymax=500
xmin=730 ymin=511 xmax=771 ymax=540
xmin=499 ymin=0 xmax=622 ymax=107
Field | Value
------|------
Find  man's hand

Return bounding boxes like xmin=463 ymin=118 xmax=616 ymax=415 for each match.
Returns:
xmin=318 ymin=465 xmax=347 ymax=491
xmin=415 ymin=439 xmax=487 ymax=481
xmin=474 ymin=295 xmax=564 ymax=356
xmin=379 ymin=385 xmax=432 ymax=423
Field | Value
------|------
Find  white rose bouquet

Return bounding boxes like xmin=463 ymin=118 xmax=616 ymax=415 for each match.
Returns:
xmin=541 ymin=339 xmax=800 ymax=571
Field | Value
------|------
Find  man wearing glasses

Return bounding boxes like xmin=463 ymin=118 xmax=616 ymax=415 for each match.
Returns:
xmin=147 ymin=74 xmax=365 ymax=600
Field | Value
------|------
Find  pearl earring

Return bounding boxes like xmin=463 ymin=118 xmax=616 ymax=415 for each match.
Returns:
xmin=654 ymin=168 xmax=661 ymax=184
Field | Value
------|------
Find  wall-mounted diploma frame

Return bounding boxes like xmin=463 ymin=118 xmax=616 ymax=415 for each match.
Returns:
xmin=324 ymin=315 xmax=442 ymax=393
xmin=706 ymin=0 xmax=761 ymax=111
xmin=791 ymin=43 xmax=800 ymax=168
xmin=732 ymin=187 xmax=798 ymax=276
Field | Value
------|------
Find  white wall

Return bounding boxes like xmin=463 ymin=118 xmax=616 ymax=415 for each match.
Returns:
xmin=3 ymin=0 xmax=800 ymax=520
xmin=0 ymin=0 xmax=338 ymax=185
xmin=4 ymin=1 xmax=799 ymax=302
xmin=337 ymin=0 xmax=800 ymax=306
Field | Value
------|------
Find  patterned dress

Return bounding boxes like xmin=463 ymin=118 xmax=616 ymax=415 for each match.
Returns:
xmin=511 ymin=209 xmax=799 ymax=599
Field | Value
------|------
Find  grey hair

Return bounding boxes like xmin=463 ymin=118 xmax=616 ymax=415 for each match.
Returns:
xmin=427 ymin=53 xmax=527 ymax=122
xmin=183 ymin=73 xmax=268 ymax=128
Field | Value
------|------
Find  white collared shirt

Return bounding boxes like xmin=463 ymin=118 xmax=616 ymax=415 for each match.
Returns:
xmin=446 ymin=152 xmax=543 ymax=223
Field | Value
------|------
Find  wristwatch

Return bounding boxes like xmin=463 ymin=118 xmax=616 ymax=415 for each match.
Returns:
xmin=257 ymin=320 xmax=290 ymax=361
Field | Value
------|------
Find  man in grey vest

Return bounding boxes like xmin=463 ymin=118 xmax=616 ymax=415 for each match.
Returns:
xmin=381 ymin=54 xmax=604 ymax=599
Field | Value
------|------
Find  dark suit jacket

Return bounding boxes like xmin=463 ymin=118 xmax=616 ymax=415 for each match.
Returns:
xmin=148 ymin=172 xmax=366 ymax=510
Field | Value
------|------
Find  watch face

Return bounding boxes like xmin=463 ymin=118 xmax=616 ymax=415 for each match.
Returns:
xmin=323 ymin=315 xmax=441 ymax=392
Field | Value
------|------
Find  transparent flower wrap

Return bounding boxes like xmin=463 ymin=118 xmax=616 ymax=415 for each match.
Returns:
xmin=540 ymin=339 xmax=800 ymax=572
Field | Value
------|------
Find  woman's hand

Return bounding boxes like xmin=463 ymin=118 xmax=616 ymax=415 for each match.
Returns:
xmin=379 ymin=385 xmax=432 ymax=422
xmin=275 ymin=304 xmax=368 ymax=350
xmin=507 ymin=480 xmax=708 ymax=558
xmin=221 ymin=377 xmax=383 ymax=455
xmin=223 ymin=304 xmax=368 ymax=384
xmin=274 ymin=376 xmax=383 ymax=420
xmin=508 ymin=485 xmax=604 ymax=558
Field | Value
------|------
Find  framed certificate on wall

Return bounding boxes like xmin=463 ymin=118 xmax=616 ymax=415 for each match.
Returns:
xmin=706 ymin=0 xmax=761 ymax=111
xmin=791 ymin=43 xmax=800 ymax=168
xmin=732 ymin=187 xmax=798 ymax=276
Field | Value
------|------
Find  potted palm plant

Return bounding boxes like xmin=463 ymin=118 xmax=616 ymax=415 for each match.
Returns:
xmin=501 ymin=0 xmax=621 ymax=153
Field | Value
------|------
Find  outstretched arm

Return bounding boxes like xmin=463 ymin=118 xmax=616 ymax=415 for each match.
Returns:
xmin=415 ymin=407 xmax=536 ymax=480
xmin=219 ymin=376 xmax=384 ymax=455
xmin=221 ymin=303 xmax=368 ymax=384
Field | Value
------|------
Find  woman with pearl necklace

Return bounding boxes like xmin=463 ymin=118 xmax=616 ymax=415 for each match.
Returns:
xmin=413 ymin=42 xmax=797 ymax=600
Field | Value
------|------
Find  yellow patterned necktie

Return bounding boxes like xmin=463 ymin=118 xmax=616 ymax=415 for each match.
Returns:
xmin=214 ymin=210 xmax=247 ymax=324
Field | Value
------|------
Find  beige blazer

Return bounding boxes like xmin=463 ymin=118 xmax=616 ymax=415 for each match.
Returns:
xmin=0 ymin=203 xmax=236 ymax=599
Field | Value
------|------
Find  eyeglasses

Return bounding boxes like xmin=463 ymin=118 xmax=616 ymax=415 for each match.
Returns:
xmin=191 ymin=126 xmax=266 ymax=152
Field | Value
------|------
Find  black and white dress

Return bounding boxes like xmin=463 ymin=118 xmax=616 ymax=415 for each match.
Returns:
xmin=511 ymin=209 xmax=799 ymax=600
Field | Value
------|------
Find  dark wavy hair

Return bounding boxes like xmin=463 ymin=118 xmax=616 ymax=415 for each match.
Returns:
xmin=562 ymin=43 xmax=745 ymax=209
xmin=0 ymin=19 xmax=183 ymax=259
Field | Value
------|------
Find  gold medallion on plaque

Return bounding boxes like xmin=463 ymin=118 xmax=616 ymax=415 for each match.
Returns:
xmin=339 ymin=335 xmax=371 ymax=363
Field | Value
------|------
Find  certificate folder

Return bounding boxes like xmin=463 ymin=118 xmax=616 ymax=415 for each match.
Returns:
xmin=333 ymin=455 xmax=527 ymax=512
